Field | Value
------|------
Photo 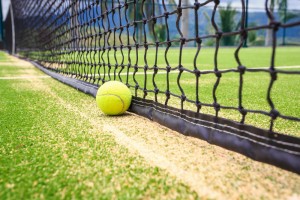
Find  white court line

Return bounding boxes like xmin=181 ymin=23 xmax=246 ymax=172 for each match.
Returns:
xmin=87 ymin=65 xmax=300 ymax=76
xmin=1 ymin=66 xmax=298 ymax=79
xmin=0 ymin=75 xmax=50 ymax=80
xmin=103 ymin=125 xmax=220 ymax=198
xmin=253 ymin=66 xmax=300 ymax=69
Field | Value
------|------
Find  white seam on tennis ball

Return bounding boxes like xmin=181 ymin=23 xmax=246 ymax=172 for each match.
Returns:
xmin=99 ymin=94 xmax=125 ymax=115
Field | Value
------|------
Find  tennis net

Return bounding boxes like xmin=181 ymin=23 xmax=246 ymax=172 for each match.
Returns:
xmin=9 ymin=0 xmax=300 ymax=174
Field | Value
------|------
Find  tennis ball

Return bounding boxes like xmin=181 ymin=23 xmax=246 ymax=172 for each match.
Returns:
xmin=96 ymin=81 xmax=132 ymax=115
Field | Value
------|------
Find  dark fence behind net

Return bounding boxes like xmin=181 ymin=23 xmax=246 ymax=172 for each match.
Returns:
xmin=10 ymin=0 xmax=300 ymax=174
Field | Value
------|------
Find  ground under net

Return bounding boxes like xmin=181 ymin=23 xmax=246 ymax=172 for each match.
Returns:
xmin=10 ymin=0 xmax=300 ymax=174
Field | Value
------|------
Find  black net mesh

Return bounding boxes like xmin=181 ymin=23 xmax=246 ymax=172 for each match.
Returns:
xmin=11 ymin=0 xmax=300 ymax=134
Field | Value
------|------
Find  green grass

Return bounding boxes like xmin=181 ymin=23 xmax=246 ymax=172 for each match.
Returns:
xmin=128 ymin=47 xmax=300 ymax=136
xmin=0 ymin=57 xmax=199 ymax=199
xmin=22 ymin=47 xmax=300 ymax=136
xmin=0 ymin=51 xmax=11 ymax=62
xmin=1 ymin=51 xmax=300 ymax=199
xmin=135 ymin=71 xmax=299 ymax=135
xmin=28 ymin=46 xmax=300 ymax=73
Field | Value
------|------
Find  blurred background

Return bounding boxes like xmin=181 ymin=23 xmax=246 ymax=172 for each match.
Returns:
xmin=1 ymin=0 xmax=300 ymax=51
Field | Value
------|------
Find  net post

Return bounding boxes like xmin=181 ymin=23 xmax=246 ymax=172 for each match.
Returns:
xmin=10 ymin=2 xmax=15 ymax=54
xmin=243 ymin=0 xmax=249 ymax=48
xmin=282 ymin=3 xmax=287 ymax=45
xmin=10 ymin=0 xmax=300 ymax=175
xmin=0 ymin=0 xmax=3 ymax=42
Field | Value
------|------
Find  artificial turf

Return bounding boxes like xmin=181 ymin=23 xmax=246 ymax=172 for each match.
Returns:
xmin=0 ymin=55 xmax=199 ymax=199
xmin=30 ymin=47 xmax=300 ymax=135
xmin=1 ymin=52 xmax=300 ymax=199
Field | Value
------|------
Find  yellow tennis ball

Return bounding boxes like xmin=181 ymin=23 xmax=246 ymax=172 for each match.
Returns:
xmin=96 ymin=81 xmax=132 ymax=115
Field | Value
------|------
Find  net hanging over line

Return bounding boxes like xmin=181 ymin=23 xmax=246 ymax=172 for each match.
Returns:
xmin=9 ymin=0 xmax=300 ymax=174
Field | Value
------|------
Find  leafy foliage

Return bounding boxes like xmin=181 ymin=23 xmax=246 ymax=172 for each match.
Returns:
xmin=218 ymin=4 xmax=237 ymax=46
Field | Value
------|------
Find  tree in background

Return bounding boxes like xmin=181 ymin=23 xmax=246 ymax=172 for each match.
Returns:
xmin=278 ymin=0 xmax=300 ymax=45
xmin=278 ymin=0 xmax=299 ymax=21
xmin=126 ymin=0 xmax=162 ymax=43
xmin=219 ymin=3 xmax=237 ymax=46
xmin=181 ymin=0 xmax=190 ymax=39
xmin=125 ymin=0 xmax=150 ymax=44
xmin=264 ymin=0 xmax=300 ymax=46
xmin=201 ymin=3 xmax=237 ymax=46
xmin=125 ymin=0 xmax=179 ymax=44
xmin=265 ymin=0 xmax=281 ymax=46
xmin=154 ymin=24 xmax=167 ymax=42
